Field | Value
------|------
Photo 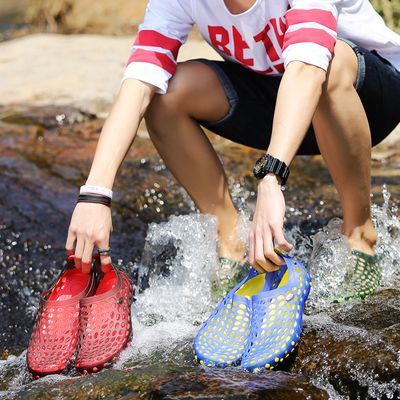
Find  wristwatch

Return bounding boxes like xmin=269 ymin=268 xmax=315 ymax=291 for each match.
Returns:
xmin=253 ymin=154 xmax=290 ymax=185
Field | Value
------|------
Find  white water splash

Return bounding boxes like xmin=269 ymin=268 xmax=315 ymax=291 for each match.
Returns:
xmin=372 ymin=186 xmax=400 ymax=287
xmin=306 ymin=218 xmax=354 ymax=308
xmin=116 ymin=213 xmax=219 ymax=367
xmin=117 ymin=187 xmax=399 ymax=365
xmin=306 ymin=187 xmax=400 ymax=309
xmin=1 ymin=188 xmax=399 ymax=399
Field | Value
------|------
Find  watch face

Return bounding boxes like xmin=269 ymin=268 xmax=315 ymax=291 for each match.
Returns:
xmin=253 ymin=155 xmax=269 ymax=179
xmin=253 ymin=153 xmax=289 ymax=183
xmin=254 ymin=159 xmax=263 ymax=174
xmin=253 ymin=156 xmax=266 ymax=177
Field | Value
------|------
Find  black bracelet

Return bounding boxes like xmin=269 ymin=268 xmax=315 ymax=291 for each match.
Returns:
xmin=77 ymin=194 xmax=111 ymax=207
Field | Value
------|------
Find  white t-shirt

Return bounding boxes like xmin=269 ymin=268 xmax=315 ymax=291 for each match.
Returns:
xmin=123 ymin=0 xmax=400 ymax=93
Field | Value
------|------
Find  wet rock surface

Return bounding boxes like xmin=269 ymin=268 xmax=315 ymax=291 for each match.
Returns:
xmin=0 ymin=106 xmax=399 ymax=399
xmin=295 ymin=289 xmax=400 ymax=399
xmin=150 ymin=370 xmax=329 ymax=400
xmin=4 ymin=368 xmax=328 ymax=400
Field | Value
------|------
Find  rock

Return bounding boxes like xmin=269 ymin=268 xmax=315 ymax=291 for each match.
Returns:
xmin=0 ymin=105 xmax=400 ymax=400
xmin=150 ymin=370 xmax=329 ymax=400
xmin=372 ymin=149 xmax=397 ymax=161
xmin=0 ymin=34 xmax=219 ymax=117
xmin=24 ymin=0 xmax=148 ymax=35
xmin=10 ymin=369 xmax=146 ymax=400
xmin=373 ymin=123 xmax=400 ymax=160
xmin=291 ymin=289 xmax=400 ymax=399
xmin=9 ymin=368 xmax=328 ymax=400
xmin=377 ymin=123 xmax=400 ymax=147
xmin=5 ymin=0 xmax=399 ymax=37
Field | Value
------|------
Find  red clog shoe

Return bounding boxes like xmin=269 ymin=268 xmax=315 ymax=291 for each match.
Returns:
xmin=75 ymin=260 xmax=134 ymax=373
xmin=27 ymin=256 xmax=95 ymax=378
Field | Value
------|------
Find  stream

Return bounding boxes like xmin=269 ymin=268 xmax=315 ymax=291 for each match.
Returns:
xmin=0 ymin=105 xmax=399 ymax=399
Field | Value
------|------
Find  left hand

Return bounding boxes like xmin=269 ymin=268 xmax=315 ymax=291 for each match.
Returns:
xmin=249 ymin=174 xmax=293 ymax=273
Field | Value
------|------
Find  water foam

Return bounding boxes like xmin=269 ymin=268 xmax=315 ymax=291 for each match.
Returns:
xmin=1 ymin=188 xmax=399 ymax=399
xmin=307 ymin=186 xmax=400 ymax=309
xmin=116 ymin=213 xmax=219 ymax=368
xmin=372 ymin=186 xmax=400 ymax=287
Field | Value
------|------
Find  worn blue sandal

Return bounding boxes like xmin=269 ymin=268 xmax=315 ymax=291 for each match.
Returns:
xmin=241 ymin=256 xmax=311 ymax=372
xmin=194 ymin=265 xmax=289 ymax=367
xmin=194 ymin=268 xmax=256 ymax=367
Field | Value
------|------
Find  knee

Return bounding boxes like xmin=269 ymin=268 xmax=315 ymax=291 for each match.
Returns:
xmin=145 ymin=61 xmax=211 ymax=130
xmin=322 ymin=40 xmax=358 ymax=96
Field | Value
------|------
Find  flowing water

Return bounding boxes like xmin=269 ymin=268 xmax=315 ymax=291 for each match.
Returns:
xmin=0 ymin=106 xmax=399 ymax=399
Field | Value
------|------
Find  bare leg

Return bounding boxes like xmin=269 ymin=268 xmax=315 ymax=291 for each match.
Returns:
xmin=313 ymin=41 xmax=377 ymax=255
xmin=145 ymin=61 xmax=245 ymax=260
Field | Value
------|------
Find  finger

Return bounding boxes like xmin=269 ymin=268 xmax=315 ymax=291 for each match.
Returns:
xmin=252 ymin=258 xmax=266 ymax=274
xmin=273 ymin=227 xmax=293 ymax=252
xmin=258 ymin=256 xmax=279 ymax=272
xmin=249 ymin=231 xmax=255 ymax=266
xmin=81 ymin=241 xmax=94 ymax=274
xmin=256 ymin=255 xmax=279 ymax=272
xmin=66 ymin=249 xmax=74 ymax=257
xmin=255 ymin=233 xmax=279 ymax=272
xmin=65 ymin=228 xmax=76 ymax=256
xmin=74 ymin=235 xmax=84 ymax=271
xmin=96 ymin=236 xmax=112 ymax=273
xmin=263 ymin=241 xmax=286 ymax=266
xmin=249 ymin=231 xmax=264 ymax=273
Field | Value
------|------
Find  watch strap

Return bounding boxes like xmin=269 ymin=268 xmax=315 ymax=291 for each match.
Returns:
xmin=253 ymin=154 xmax=290 ymax=185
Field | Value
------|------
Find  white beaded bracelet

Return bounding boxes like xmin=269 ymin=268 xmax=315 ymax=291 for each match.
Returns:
xmin=80 ymin=185 xmax=113 ymax=199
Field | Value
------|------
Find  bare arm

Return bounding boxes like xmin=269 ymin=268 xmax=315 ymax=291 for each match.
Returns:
xmin=87 ymin=79 xmax=155 ymax=187
xmin=267 ymin=61 xmax=326 ymax=163
xmin=249 ymin=61 xmax=326 ymax=271
xmin=66 ymin=79 xmax=156 ymax=272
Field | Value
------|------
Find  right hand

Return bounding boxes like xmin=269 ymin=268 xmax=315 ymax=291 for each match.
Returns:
xmin=249 ymin=174 xmax=293 ymax=273
xmin=66 ymin=202 xmax=112 ymax=274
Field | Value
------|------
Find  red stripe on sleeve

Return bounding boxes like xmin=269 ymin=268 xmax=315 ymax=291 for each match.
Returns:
xmin=127 ymin=49 xmax=176 ymax=75
xmin=283 ymin=28 xmax=336 ymax=53
xmin=286 ymin=9 xmax=337 ymax=31
xmin=134 ymin=30 xmax=182 ymax=59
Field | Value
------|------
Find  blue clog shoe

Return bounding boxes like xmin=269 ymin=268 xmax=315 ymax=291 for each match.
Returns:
xmin=194 ymin=265 xmax=289 ymax=367
xmin=241 ymin=256 xmax=311 ymax=371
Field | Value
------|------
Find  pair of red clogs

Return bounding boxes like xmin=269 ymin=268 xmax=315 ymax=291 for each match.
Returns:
xmin=26 ymin=255 xmax=134 ymax=378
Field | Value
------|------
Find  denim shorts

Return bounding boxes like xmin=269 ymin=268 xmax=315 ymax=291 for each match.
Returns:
xmin=196 ymin=40 xmax=400 ymax=155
